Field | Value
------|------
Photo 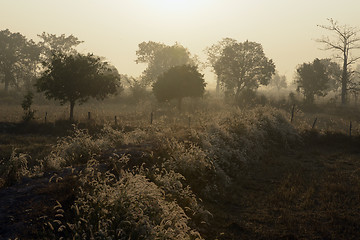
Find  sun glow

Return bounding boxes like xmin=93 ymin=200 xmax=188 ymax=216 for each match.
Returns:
xmin=141 ymin=0 xmax=212 ymax=16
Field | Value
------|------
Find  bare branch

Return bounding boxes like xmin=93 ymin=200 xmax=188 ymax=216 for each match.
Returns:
xmin=348 ymin=56 xmax=360 ymax=65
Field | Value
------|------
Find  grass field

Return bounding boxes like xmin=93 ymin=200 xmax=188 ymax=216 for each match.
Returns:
xmin=0 ymin=99 xmax=360 ymax=239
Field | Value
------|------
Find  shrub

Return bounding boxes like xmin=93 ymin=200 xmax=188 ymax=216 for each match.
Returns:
xmin=68 ymin=160 xmax=203 ymax=239
xmin=0 ymin=149 xmax=30 ymax=186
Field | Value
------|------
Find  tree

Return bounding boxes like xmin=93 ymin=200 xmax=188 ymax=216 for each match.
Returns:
xmin=317 ymin=19 xmax=360 ymax=105
xmin=136 ymin=41 xmax=197 ymax=86
xmin=205 ymin=38 xmax=237 ymax=93
xmin=38 ymin=32 xmax=83 ymax=59
xmin=0 ymin=29 xmax=41 ymax=91
xmin=295 ymin=58 xmax=337 ymax=104
xmin=21 ymin=91 xmax=35 ymax=122
xmin=152 ymin=65 xmax=206 ymax=110
xmin=210 ymin=40 xmax=275 ymax=103
xmin=36 ymin=52 xmax=121 ymax=121
xmin=319 ymin=58 xmax=342 ymax=91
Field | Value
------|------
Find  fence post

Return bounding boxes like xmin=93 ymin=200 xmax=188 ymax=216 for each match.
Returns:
xmin=290 ymin=104 xmax=295 ymax=123
xmin=150 ymin=112 xmax=153 ymax=125
xmin=312 ymin=117 xmax=317 ymax=129
xmin=114 ymin=115 xmax=117 ymax=126
xmin=349 ymin=121 xmax=352 ymax=137
xmin=88 ymin=112 xmax=91 ymax=121
xmin=45 ymin=112 xmax=47 ymax=124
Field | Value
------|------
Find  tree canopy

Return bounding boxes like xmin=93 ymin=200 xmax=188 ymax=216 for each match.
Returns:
xmin=152 ymin=65 xmax=206 ymax=110
xmin=36 ymin=52 xmax=121 ymax=120
xmin=136 ymin=41 xmax=197 ymax=86
xmin=38 ymin=32 xmax=83 ymax=59
xmin=208 ymin=39 xmax=275 ymax=102
xmin=0 ymin=29 xmax=41 ymax=91
xmin=295 ymin=58 xmax=340 ymax=104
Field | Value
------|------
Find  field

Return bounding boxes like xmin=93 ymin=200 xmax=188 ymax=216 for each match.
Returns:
xmin=1 ymin=97 xmax=360 ymax=239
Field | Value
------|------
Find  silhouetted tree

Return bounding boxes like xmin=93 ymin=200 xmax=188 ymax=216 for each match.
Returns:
xmin=36 ymin=52 xmax=120 ymax=121
xmin=319 ymin=58 xmax=342 ymax=91
xmin=295 ymin=58 xmax=336 ymax=104
xmin=0 ymin=29 xmax=41 ymax=91
xmin=210 ymin=40 xmax=275 ymax=103
xmin=136 ymin=41 xmax=197 ymax=86
xmin=152 ymin=65 xmax=206 ymax=110
xmin=317 ymin=19 xmax=360 ymax=105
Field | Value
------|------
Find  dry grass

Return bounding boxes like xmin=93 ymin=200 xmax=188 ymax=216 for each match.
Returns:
xmin=1 ymin=101 xmax=360 ymax=239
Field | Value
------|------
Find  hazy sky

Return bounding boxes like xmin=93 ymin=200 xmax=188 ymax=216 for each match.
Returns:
xmin=2 ymin=0 xmax=360 ymax=87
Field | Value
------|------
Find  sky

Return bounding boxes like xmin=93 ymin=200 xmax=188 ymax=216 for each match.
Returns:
xmin=1 ymin=0 xmax=360 ymax=88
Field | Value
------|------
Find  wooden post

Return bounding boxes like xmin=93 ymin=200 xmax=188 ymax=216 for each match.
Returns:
xmin=291 ymin=104 xmax=295 ymax=123
xmin=312 ymin=117 xmax=317 ymax=129
xmin=114 ymin=116 xmax=117 ymax=126
xmin=349 ymin=121 xmax=352 ymax=137
xmin=45 ymin=112 xmax=47 ymax=124
xmin=88 ymin=112 xmax=91 ymax=120
xmin=150 ymin=112 xmax=153 ymax=125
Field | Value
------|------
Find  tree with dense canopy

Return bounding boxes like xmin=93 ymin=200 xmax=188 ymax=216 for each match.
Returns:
xmin=0 ymin=29 xmax=41 ymax=91
xmin=317 ymin=19 xmax=360 ymax=105
xmin=152 ymin=65 xmax=206 ymax=110
xmin=36 ymin=52 xmax=121 ymax=121
xmin=136 ymin=41 xmax=197 ymax=86
xmin=295 ymin=58 xmax=340 ymax=104
xmin=208 ymin=39 xmax=275 ymax=103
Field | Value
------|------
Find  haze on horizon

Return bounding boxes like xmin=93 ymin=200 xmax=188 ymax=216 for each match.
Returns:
xmin=2 ymin=0 xmax=360 ymax=88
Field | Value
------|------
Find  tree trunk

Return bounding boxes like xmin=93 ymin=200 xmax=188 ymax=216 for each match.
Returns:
xmin=235 ymin=82 xmax=242 ymax=104
xmin=341 ymin=53 xmax=348 ymax=105
xmin=69 ymin=101 xmax=75 ymax=121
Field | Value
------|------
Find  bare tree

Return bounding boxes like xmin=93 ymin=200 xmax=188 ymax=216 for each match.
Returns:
xmin=317 ymin=19 xmax=360 ymax=105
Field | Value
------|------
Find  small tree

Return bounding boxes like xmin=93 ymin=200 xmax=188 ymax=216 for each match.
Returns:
xmin=36 ymin=52 xmax=120 ymax=121
xmin=152 ymin=65 xmax=206 ymax=110
xmin=295 ymin=58 xmax=333 ymax=104
xmin=21 ymin=91 xmax=35 ymax=122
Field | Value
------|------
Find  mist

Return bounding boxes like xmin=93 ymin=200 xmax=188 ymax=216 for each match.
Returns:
xmin=1 ymin=1 xmax=360 ymax=239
